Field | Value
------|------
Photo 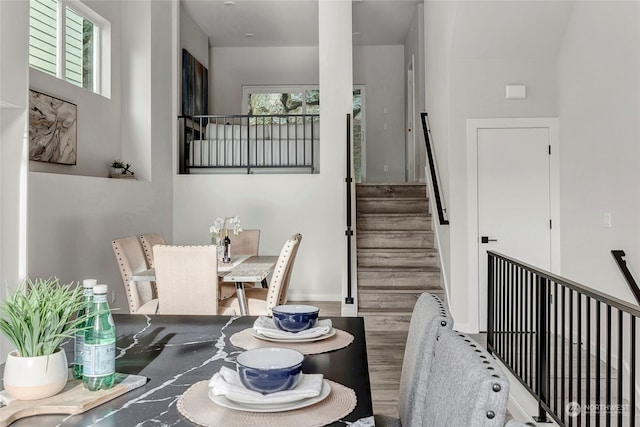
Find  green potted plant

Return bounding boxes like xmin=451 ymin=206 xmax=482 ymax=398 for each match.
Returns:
xmin=0 ymin=278 xmax=88 ymax=400
xmin=110 ymin=160 xmax=125 ymax=177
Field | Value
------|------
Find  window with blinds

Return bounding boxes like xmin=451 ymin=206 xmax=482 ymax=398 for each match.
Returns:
xmin=29 ymin=0 xmax=103 ymax=94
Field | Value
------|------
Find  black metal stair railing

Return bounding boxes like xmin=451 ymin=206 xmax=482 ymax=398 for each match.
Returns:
xmin=420 ymin=112 xmax=449 ymax=225
xmin=612 ymin=250 xmax=640 ymax=305
xmin=178 ymin=114 xmax=319 ymax=174
xmin=487 ymin=250 xmax=640 ymax=426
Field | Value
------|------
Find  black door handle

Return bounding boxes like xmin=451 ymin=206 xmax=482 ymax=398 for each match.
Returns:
xmin=481 ymin=236 xmax=498 ymax=244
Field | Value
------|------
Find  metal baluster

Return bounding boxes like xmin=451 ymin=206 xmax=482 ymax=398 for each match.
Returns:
xmin=606 ymin=305 xmax=612 ymax=427
xmin=562 ymin=286 xmax=566 ymax=425
xmin=577 ymin=293 xmax=582 ymax=426
xmin=631 ymin=316 xmax=636 ymax=426
xmin=617 ymin=310 xmax=623 ymax=427
xmin=487 ymin=253 xmax=495 ymax=353
xmin=596 ymin=300 xmax=602 ymax=427
xmin=569 ymin=289 xmax=574 ymax=427
xmin=587 ymin=296 xmax=592 ymax=427
xmin=554 ymin=281 xmax=559 ymax=415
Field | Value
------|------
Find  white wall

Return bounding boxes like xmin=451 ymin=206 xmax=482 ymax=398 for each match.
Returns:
xmin=425 ymin=1 xmax=574 ymax=331
xmin=28 ymin=0 xmax=176 ymax=312
xmin=29 ymin=0 xmax=123 ymax=179
xmin=209 ymin=43 xmax=405 ymax=183
xmin=557 ymin=1 xmax=640 ymax=303
xmin=174 ymin=1 xmax=353 ymax=305
xmin=353 ymin=45 xmax=405 ymax=182
xmin=210 ymin=46 xmax=319 ymax=113
xmin=0 ymin=0 xmax=30 ymax=359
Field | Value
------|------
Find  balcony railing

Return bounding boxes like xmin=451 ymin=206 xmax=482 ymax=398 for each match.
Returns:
xmin=487 ymin=251 xmax=640 ymax=426
xmin=178 ymin=114 xmax=319 ymax=174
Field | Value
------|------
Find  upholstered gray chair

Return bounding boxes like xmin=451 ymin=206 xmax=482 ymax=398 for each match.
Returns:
xmin=422 ymin=329 xmax=511 ymax=426
xmin=112 ymin=236 xmax=158 ymax=314
xmin=375 ymin=293 xmax=453 ymax=427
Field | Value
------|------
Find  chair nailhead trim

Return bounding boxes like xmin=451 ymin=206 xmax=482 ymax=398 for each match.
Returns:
xmin=486 ymin=411 xmax=495 ymax=419
xmin=492 ymin=384 xmax=502 ymax=392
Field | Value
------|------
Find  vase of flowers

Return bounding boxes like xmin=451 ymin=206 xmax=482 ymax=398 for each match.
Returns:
xmin=209 ymin=216 xmax=242 ymax=263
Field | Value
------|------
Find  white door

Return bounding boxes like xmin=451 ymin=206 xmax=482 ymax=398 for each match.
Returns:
xmin=477 ymin=127 xmax=552 ymax=330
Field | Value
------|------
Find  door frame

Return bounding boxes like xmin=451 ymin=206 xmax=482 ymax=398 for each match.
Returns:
xmin=354 ymin=85 xmax=366 ymax=182
xmin=466 ymin=117 xmax=561 ymax=330
xmin=406 ymin=55 xmax=416 ymax=182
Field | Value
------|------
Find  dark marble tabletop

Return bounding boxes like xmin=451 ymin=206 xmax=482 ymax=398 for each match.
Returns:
xmin=5 ymin=315 xmax=374 ymax=426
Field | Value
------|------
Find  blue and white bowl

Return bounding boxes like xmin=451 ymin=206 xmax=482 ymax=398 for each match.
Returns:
xmin=272 ymin=305 xmax=320 ymax=332
xmin=236 ymin=348 xmax=304 ymax=394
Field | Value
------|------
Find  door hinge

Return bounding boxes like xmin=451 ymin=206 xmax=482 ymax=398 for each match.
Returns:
xmin=549 ymin=145 xmax=551 ymax=155
xmin=550 ymin=219 xmax=552 ymax=229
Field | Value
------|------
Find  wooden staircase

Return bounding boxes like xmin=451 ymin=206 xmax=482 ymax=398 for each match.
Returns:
xmin=355 ymin=183 xmax=443 ymax=417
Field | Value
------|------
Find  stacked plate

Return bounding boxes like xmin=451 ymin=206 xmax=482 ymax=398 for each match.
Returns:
xmin=209 ymin=379 xmax=331 ymax=413
xmin=252 ymin=316 xmax=336 ymax=343
xmin=209 ymin=362 xmax=331 ymax=413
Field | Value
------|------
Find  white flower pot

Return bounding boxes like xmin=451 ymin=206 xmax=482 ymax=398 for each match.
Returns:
xmin=4 ymin=348 xmax=68 ymax=400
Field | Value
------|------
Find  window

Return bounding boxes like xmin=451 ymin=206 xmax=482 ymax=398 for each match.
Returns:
xmin=243 ymin=86 xmax=319 ymax=124
xmin=29 ymin=0 xmax=109 ymax=96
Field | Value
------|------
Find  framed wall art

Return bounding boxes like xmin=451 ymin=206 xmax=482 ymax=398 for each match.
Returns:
xmin=29 ymin=90 xmax=77 ymax=165
xmin=182 ymin=49 xmax=209 ymax=117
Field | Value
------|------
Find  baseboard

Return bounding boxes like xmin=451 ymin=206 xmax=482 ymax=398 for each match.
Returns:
xmin=286 ymin=292 xmax=341 ymax=302
xmin=496 ymin=359 xmax=561 ymax=426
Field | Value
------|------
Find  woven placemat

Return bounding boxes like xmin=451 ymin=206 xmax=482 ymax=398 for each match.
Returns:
xmin=177 ymin=380 xmax=356 ymax=427
xmin=229 ymin=328 xmax=354 ymax=355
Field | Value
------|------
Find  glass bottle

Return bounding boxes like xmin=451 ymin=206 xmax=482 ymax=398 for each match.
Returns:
xmin=83 ymin=284 xmax=116 ymax=391
xmin=223 ymin=234 xmax=231 ymax=263
xmin=73 ymin=279 xmax=97 ymax=379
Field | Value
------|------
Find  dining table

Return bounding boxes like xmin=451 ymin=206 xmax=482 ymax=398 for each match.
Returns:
xmin=0 ymin=314 xmax=374 ymax=426
xmin=130 ymin=255 xmax=279 ymax=316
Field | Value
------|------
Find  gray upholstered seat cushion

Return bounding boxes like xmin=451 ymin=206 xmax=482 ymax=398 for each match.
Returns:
xmin=423 ymin=329 xmax=511 ymax=427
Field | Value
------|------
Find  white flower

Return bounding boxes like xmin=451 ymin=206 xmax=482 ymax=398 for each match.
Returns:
xmin=209 ymin=216 xmax=242 ymax=238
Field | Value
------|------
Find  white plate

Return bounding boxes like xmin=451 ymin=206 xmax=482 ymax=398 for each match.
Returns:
xmin=251 ymin=327 xmax=337 ymax=343
xmin=209 ymin=380 xmax=331 ymax=413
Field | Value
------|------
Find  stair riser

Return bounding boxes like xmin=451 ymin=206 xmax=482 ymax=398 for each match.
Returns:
xmin=357 ymin=232 xmax=433 ymax=249
xmin=357 ymin=252 xmax=438 ymax=268
xmin=356 ymin=199 xmax=428 ymax=214
xmin=357 ymin=215 xmax=431 ymax=231
xmin=358 ymin=292 xmax=424 ymax=311
xmin=362 ymin=314 xmax=412 ymax=331
xmin=356 ymin=184 xmax=426 ymax=199
xmin=357 ymin=271 xmax=442 ymax=289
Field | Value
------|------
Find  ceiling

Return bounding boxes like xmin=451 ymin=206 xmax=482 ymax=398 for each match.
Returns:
xmin=181 ymin=0 xmax=421 ymax=48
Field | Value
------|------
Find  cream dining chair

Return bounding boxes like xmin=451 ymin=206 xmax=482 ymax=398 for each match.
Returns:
xmin=153 ymin=245 xmax=235 ymax=315
xmin=219 ymin=233 xmax=301 ymax=316
xmin=219 ymin=229 xmax=262 ymax=299
xmin=138 ymin=233 xmax=167 ymax=268
xmin=112 ymin=236 xmax=159 ymax=314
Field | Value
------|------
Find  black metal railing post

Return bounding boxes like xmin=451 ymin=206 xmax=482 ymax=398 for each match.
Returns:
xmin=534 ymin=276 xmax=551 ymax=423
xmin=345 ymin=113 xmax=354 ymax=305
xmin=487 ymin=254 xmax=495 ymax=354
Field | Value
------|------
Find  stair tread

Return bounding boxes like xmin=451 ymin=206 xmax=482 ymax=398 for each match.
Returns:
xmin=358 ymin=308 xmax=415 ymax=315
xmin=357 ymin=266 xmax=440 ymax=272
xmin=358 ymin=248 xmax=437 ymax=253
xmin=357 ymin=230 xmax=433 ymax=234
xmin=359 ymin=286 xmax=444 ymax=293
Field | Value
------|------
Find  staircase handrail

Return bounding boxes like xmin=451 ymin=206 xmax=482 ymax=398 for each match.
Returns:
xmin=611 ymin=249 xmax=640 ymax=305
xmin=420 ymin=112 xmax=449 ymax=225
